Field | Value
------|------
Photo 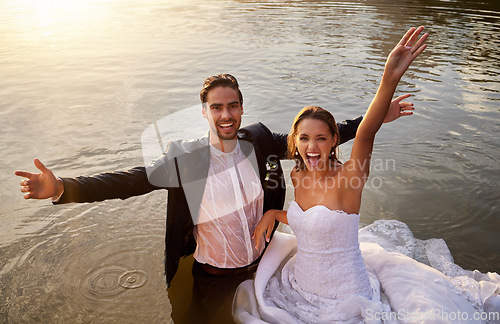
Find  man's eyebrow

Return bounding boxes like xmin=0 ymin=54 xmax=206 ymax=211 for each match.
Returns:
xmin=209 ymin=101 xmax=240 ymax=108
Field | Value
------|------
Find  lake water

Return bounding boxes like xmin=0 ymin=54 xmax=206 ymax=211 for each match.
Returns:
xmin=0 ymin=0 xmax=499 ymax=322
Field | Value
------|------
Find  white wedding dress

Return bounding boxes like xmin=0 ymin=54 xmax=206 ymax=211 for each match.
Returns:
xmin=233 ymin=201 xmax=500 ymax=324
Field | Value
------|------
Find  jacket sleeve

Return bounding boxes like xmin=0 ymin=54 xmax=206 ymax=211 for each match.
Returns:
xmin=337 ymin=115 xmax=363 ymax=145
xmin=272 ymin=132 xmax=289 ymax=160
xmin=55 ymin=166 xmax=162 ymax=204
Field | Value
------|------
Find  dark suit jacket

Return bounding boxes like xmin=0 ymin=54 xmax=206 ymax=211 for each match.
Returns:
xmin=55 ymin=119 xmax=361 ymax=286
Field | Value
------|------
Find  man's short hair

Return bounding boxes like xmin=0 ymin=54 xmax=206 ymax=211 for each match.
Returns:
xmin=200 ymin=73 xmax=243 ymax=106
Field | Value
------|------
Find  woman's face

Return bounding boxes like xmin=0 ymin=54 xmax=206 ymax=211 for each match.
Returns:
xmin=295 ymin=118 xmax=337 ymax=172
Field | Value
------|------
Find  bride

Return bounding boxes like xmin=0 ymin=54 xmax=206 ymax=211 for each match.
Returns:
xmin=232 ymin=27 xmax=499 ymax=323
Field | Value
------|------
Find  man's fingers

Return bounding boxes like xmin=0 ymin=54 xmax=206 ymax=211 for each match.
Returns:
xmin=34 ymin=159 xmax=48 ymax=173
xmin=395 ymin=94 xmax=411 ymax=103
xmin=400 ymin=105 xmax=415 ymax=110
xmin=15 ymin=170 xmax=33 ymax=178
xmin=400 ymin=101 xmax=414 ymax=106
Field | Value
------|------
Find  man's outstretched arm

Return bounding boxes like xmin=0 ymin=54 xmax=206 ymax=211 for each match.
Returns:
xmin=337 ymin=94 xmax=415 ymax=144
xmin=16 ymin=159 xmax=160 ymax=204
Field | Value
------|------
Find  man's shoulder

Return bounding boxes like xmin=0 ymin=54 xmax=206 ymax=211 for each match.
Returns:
xmin=238 ymin=122 xmax=273 ymax=141
xmin=238 ymin=122 xmax=284 ymax=158
xmin=165 ymin=136 xmax=209 ymax=157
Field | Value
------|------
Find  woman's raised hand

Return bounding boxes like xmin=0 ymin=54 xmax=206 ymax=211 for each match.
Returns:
xmin=384 ymin=26 xmax=428 ymax=84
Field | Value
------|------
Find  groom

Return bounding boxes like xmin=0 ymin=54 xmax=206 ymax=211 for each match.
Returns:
xmin=16 ymin=73 xmax=412 ymax=322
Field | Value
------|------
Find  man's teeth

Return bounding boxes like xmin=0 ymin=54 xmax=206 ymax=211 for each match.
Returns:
xmin=220 ymin=123 xmax=233 ymax=128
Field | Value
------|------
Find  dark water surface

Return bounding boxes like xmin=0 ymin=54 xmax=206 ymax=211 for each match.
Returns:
xmin=1 ymin=0 xmax=499 ymax=322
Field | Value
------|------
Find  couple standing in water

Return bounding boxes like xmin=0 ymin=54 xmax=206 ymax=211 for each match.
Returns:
xmin=16 ymin=26 xmax=491 ymax=323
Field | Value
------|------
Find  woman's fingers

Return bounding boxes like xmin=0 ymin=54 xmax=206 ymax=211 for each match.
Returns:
xmin=254 ymin=221 xmax=274 ymax=249
xmin=398 ymin=27 xmax=416 ymax=46
xmin=266 ymin=224 xmax=272 ymax=243
xmin=412 ymin=42 xmax=428 ymax=59
xmin=411 ymin=31 xmax=428 ymax=50
xmin=405 ymin=26 xmax=425 ymax=47
xmin=407 ymin=27 xmax=428 ymax=59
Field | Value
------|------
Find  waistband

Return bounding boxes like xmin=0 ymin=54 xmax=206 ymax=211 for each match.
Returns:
xmin=197 ymin=255 xmax=262 ymax=276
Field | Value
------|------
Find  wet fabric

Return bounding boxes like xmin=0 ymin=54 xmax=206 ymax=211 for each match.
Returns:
xmin=233 ymin=204 xmax=499 ymax=323
xmin=194 ymin=141 xmax=265 ymax=268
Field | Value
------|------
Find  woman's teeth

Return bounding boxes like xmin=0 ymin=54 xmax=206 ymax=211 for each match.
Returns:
xmin=306 ymin=153 xmax=320 ymax=167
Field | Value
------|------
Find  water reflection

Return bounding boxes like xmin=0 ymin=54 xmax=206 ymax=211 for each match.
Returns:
xmin=1 ymin=196 xmax=171 ymax=322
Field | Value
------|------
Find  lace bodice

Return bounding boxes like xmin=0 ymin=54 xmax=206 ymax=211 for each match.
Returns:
xmin=287 ymin=201 xmax=372 ymax=300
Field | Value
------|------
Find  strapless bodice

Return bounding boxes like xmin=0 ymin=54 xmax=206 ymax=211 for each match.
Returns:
xmin=287 ymin=201 xmax=372 ymax=300
xmin=287 ymin=201 xmax=361 ymax=254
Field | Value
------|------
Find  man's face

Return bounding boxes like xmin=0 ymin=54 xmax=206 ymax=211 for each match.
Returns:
xmin=202 ymin=86 xmax=243 ymax=141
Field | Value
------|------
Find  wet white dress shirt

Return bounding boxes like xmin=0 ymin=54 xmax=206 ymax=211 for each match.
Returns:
xmin=193 ymin=140 xmax=265 ymax=268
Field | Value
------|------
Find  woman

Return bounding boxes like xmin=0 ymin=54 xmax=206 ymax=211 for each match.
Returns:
xmin=233 ymin=27 xmax=497 ymax=323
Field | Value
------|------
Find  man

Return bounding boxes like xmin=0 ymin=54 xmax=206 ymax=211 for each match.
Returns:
xmin=16 ymin=74 xmax=413 ymax=322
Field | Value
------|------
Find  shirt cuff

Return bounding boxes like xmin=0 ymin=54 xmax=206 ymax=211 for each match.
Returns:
xmin=51 ymin=177 xmax=64 ymax=202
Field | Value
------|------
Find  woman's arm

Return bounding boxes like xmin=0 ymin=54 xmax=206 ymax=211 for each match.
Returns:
xmin=347 ymin=27 xmax=428 ymax=178
xmin=253 ymin=209 xmax=288 ymax=250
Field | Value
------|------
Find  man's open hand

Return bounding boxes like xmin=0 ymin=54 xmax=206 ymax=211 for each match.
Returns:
xmin=15 ymin=159 xmax=63 ymax=200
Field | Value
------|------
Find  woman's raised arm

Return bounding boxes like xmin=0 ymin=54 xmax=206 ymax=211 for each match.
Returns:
xmin=348 ymin=26 xmax=428 ymax=177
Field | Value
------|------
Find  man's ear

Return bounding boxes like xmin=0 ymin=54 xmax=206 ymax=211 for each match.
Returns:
xmin=202 ymin=103 xmax=208 ymax=119
xmin=241 ymin=105 xmax=244 ymax=115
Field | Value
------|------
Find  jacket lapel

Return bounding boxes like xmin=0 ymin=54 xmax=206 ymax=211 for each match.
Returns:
xmin=175 ymin=136 xmax=210 ymax=225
